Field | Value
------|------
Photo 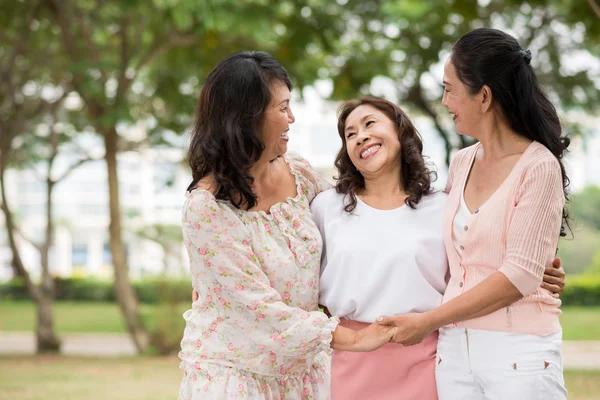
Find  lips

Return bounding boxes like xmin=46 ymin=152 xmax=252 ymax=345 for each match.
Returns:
xmin=359 ymin=144 xmax=381 ymax=159
xmin=450 ymin=112 xmax=457 ymax=121
xmin=280 ymin=130 xmax=289 ymax=141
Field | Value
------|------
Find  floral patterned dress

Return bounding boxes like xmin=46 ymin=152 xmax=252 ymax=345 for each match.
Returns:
xmin=178 ymin=153 xmax=340 ymax=400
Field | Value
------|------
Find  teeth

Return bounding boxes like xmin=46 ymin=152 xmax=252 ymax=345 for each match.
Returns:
xmin=360 ymin=145 xmax=381 ymax=159
xmin=281 ymin=132 xmax=289 ymax=139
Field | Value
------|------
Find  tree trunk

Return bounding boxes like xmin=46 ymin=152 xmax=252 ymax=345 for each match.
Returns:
xmin=35 ymin=290 xmax=61 ymax=353
xmin=35 ymin=178 xmax=61 ymax=353
xmin=104 ymin=127 xmax=149 ymax=353
xmin=0 ymin=155 xmax=39 ymax=301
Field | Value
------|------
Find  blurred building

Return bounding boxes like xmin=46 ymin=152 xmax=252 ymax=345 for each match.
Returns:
xmin=0 ymin=93 xmax=598 ymax=281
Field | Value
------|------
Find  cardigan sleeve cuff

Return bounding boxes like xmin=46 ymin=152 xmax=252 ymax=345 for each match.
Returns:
xmin=498 ymin=262 xmax=542 ymax=296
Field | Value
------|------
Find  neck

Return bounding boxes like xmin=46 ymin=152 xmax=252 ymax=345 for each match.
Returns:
xmin=361 ymin=167 xmax=406 ymax=200
xmin=250 ymin=154 xmax=280 ymax=183
xmin=476 ymin=116 xmax=531 ymax=161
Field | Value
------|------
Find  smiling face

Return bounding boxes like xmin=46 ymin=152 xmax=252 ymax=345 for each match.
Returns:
xmin=259 ymin=80 xmax=295 ymax=160
xmin=442 ymin=58 xmax=485 ymax=137
xmin=343 ymin=104 xmax=401 ymax=178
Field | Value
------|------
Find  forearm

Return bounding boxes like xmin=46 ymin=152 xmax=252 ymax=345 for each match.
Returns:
xmin=330 ymin=325 xmax=358 ymax=351
xmin=424 ymin=272 xmax=523 ymax=330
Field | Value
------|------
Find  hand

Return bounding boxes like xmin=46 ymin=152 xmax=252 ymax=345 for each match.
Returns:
xmin=541 ymin=257 xmax=565 ymax=298
xmin=353 ymin=322 xmax=397 ymax=352
xmin=192 ymin=289 xmax=199 ymax=303
xmin=377 ymin=313 xmax=434 ymax=346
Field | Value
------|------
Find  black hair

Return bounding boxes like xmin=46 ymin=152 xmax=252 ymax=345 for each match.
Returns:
xmin=186 ymin=51 xmax=292 ymax=210
xmin=451 ymin=28 xmax=571 ymax=236
xmin=335 ymin=96 xmax=435 ymax=213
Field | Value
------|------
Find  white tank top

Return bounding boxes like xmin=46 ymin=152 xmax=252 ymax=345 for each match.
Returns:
xmin=453 ymin=190 xmax=473 ymax=251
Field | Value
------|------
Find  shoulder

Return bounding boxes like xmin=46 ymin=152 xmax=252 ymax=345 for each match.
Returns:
xmin=286 ymin=152 xmax=315 ymax=174
xmin=524 ymin=142 xmax=561 ymax=172
xmin=184 ymin=189 xmax=240 ymax=227
xmin=286 ymin=152 xmax=333 ymax=200
xmin=414 ymin=191 xmax=448 ymax=212
xmin=450 ymin=143 xmax=478 ymax=169
xmin=311 ymin=188 xmax=344 ymax=211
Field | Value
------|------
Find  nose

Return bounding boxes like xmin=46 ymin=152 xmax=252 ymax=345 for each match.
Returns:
xmin=356 ymin=129 xmax=370 ymax=145
xmin=288 ymin=107 xmax=295 ymax=124
xmin=441 ymin=91 xmax=448 ymax=107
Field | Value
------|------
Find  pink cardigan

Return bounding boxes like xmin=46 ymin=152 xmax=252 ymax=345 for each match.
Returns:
xmin=443 ymin=141 xmax=564 ymax=336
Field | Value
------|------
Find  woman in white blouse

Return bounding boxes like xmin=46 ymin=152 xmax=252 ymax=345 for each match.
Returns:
xmin=311 ymin=96 xmax=563 ymax=400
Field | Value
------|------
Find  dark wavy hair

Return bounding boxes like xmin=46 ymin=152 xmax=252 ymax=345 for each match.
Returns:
xmin=186 ymin=51 xmax=292 ymax=209
xmin=334 ymin=96 xmax=435 ymax=213
xmin=451 ymin=28 xmax=571 ymax=236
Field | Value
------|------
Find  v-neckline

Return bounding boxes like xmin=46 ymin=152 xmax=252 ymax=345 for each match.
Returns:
xmin=460 ymin=141 xmax=535 ymax=214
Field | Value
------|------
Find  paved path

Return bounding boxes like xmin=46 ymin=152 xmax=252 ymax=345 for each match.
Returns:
xmin=1 ymin=332 xmax=599 ymax=369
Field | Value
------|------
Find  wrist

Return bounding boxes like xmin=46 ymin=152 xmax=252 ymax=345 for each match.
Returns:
xmin=422 ymin=311 xmax=441 ymax=333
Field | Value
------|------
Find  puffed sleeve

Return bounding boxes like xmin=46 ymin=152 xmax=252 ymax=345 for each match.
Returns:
xmin=183 ymin=191 xmax=339 ymax=359
xmin=286 ymin=152 xmax=333 ymax=203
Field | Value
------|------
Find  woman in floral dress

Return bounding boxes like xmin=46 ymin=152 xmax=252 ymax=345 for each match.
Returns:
xmin=178 ymin=51 xmax=396 ymax=400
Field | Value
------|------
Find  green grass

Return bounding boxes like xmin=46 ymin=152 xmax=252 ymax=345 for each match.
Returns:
xmin=0 ymin=301 xmax=190 ymax=333
xmin=560 ymin=306 xmax=600 ymax=341
xmin=0 ymin=356 xmax=181 ymax=400
xmin=1 ymin=301 xmax=599 ymax=340
xmin=0 ymin=356 xmax=597 ymax=400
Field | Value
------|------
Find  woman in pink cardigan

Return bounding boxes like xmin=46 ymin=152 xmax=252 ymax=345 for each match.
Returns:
xmin=379 ymin=28 xmax=570 ymax=399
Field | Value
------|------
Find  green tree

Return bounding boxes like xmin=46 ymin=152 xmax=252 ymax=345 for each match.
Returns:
xmin=0 ymin=0 xmax=97 ymax=353
xmin=39 ymin=0 xmax=358 ymax=353
xmin=325 ymin=0 xmax=600 ymax=165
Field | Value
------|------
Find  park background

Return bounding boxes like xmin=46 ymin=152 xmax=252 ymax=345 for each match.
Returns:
xmin=1 ymin=0 xmax=599 ymax=399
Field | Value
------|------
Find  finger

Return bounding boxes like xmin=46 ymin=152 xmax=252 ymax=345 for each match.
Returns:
xmin=543 ymin=266 xmax=563 ymax=277
xmin=541 ymin=282 xmax=562 ymax=295
xmin=552 ymin=257 xmax=562 ymax=269
xmin=542 ymin=275 xmax=564 ymax=285
xmin=377 ymin=316 xmax=397 ymax=326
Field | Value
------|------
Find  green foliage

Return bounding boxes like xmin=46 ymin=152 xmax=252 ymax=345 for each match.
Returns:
xmin=561 ymin=274 xmax=600 ymax=306
xmin=0 ymin=277 xmax=191 ymax=304
xmin=558 ymin=223 xmax=600 ymax=274
xmin=570 ymin=186 xmax=600 ymax=231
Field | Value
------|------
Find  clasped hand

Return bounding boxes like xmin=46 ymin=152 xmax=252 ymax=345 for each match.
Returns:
xmin=376 ymin=313 xmax=433 ymax=346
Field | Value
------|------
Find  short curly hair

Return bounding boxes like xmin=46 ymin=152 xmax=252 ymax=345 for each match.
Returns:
xmin=334 ymin=96 xmax=436 ymax=213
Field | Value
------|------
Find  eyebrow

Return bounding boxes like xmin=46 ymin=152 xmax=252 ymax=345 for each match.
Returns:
xmin=344 ymin=114 xmax=377 ymax=132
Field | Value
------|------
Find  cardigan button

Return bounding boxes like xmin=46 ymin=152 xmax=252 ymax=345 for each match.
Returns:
xmin=464 ymin=225 xmax=468 ymax=231
xmin=459 ymin=282 xmax=464 ymax=287
xmin=474 ymin=209 xmax=479 ymax=214
xmin=459 ymin=245 xmax=465 ymax=251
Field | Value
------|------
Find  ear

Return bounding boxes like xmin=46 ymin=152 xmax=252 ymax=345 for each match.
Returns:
xmin=480 ymin=85 xmax=493 ymax=113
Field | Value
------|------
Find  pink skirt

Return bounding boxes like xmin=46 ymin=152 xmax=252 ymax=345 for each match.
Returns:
xmin=331 ymin=319 xmax=439 ymax=400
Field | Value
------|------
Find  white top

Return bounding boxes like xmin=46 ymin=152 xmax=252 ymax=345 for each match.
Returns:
xmin=452 ymin=190 xmax=473 ymax=251
xmin=311 ymin=189 xmax=449 ymax=323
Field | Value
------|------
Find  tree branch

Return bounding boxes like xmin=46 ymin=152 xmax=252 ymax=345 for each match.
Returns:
xmin=587 ymin=0 xmax=600 ymax=19
xmin=135 ymin=32 xmax=200 ymax=75
xmin=73 ymin=4 xmax=106 ymax=82
xmin=406 ymin=83 xmax=454 ymax=166
xmin=0 ymin=3 xmax=39 ymax=84
xmin=12 ymin=224 xmax=43 ymax=254
xmin=115 ymin=16 xmax=132 ymax=104
xmin=54 ymin=157 xmax=99 ymax=183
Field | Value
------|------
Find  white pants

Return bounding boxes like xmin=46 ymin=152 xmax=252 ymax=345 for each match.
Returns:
xmin=435 ymin=327 xmax=567 ymax=400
